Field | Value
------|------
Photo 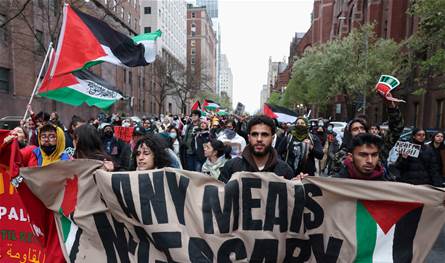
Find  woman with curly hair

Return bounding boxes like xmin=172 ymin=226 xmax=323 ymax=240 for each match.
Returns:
xmin=131 ymin=134 xmax=172 ymax=170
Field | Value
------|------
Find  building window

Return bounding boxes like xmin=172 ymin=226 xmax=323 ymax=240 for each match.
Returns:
xmin=104 ymin=0 xmax=108 ymax=5
xmin=128 ymin=13 xmax=131 ymax=24
xmin=191 ymin=56 xmax=195 ymax=65
xmin=191 ymin=48 xmax=195 ymax=55
xmin=190 ymin=40 xmax=195 ymax=47
xmin=191 ymin=12 xmax=195 ymax=18
xmin=129 ymin=71 xmax=132 ymax=86
xmin=144 ymin=6 xmax=151 ymax=14
xmin=35 ymin=30 xmax=44 ymax=55
xmin=37 ymin=0 xmax=44 ymax=8
xmin=191 ymin=23 xmax=196 ymax=37
xmin=168 ymin=102 xmax=172 ymax=113
xmin=144 ymin=27 xmax=151 ymax=33
xmin=0 ymin=67 xmax=10 ymax=93
xmin=121 ymin=8 xmax=124 ymax=19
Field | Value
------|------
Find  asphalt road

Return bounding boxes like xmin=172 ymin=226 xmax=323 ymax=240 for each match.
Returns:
xmin=426 ymin=225 xmax=445 ymax=262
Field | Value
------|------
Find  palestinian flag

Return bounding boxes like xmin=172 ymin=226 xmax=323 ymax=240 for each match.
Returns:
xmin=39 ymin=53 xmax=123 ymax=109
xmin=191 ymin=100 xmax=201 ymax=111
xmin=50 ymin=4 xmax=161 ymax=77
xmin=355 ymin=200 xmax=423 ymax=262
xmin=263 ymin=103 xmax=298 ymax=123
xmin=59 ymin=176 xmax=82 ymax=261
xmin=203 ymin=99 xmax=220 ymax=111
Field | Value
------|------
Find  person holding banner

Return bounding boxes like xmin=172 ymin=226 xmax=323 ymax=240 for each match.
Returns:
xmin=219 ymin=115 xmax=293 ymax=183
xmin=392 ymin=128 xmax=442 ymax=186
xmin=131 ymin=134 xmax=172 ymax=171
xmin=332 ymin=133 xmax=387 ymax=180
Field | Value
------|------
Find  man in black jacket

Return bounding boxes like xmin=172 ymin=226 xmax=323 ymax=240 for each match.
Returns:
xmin=219 ymin=115 xmax=293 ymax=183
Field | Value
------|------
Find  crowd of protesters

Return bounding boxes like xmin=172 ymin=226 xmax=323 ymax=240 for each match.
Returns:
xmin=3 ymin=93 xmax=445 ymax=189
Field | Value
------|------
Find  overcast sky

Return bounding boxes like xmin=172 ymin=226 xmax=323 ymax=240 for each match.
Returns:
xmin=218 ymin=0 xmax=313 ymax=113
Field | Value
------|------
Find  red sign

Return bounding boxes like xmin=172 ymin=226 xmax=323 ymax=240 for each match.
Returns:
xmin=0 ymin=168 xmax=47 ymax=263
xmin=113 ymin=126 xmax=134 ymax=143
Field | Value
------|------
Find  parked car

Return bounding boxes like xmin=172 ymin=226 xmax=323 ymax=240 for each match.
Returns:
xmin=0 ymin=116 xmax=22 ymax=130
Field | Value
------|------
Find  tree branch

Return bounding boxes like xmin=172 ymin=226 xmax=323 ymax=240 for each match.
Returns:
xmin=0 ymin=0 xmax=32 ymax=28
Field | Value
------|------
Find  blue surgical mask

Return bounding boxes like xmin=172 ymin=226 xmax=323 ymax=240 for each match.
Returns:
xmin=169 ymin=133 xmax=177 ymax=139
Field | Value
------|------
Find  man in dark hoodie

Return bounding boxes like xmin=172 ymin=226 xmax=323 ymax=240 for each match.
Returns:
xmin=219 ymin=115 xmax=293 ymax=183
xmin=330 ymin=94 xmax=404 ymax=176
xmin=332 ymin=133 xmax=388 ymax=180
xmin=100 ymin=123 xmax=131 ymax=171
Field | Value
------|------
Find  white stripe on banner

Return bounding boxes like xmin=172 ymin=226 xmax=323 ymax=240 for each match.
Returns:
xmin=74 ymin=79 xmax=123 ymax=101
xmin=372 ymin=225 xmax=395 ymax=263
xmin=275 ymin=112 xmax=297 ymax=123
xmin=65 ymin=222 xmax=79 ymax=254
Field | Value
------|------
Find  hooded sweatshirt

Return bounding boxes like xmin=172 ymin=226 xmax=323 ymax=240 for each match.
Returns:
xmin=28 ymin=126 xmax=70 ymax=167
xmin=219 ymin=146 xmax=294 ymax=183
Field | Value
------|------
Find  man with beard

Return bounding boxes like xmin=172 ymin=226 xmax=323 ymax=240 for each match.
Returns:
xmin=219 ymin=115 xmax=293 ymax=183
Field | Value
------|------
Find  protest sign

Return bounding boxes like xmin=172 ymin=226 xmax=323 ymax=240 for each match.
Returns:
xmin=0 ymin=170 xmax=46 ymax=263
xmin=394 ymin=141 xmax=421 ymax=158
xmin=20 ymin=160 xmax=445 ymax=262
xmin=113 ymin=126 xmax=134 ymax=143
xmin=234 ymin=102 xmax=245 ymax=116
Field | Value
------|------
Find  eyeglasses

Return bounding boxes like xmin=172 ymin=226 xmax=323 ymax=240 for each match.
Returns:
xmin=40 ymin=134 xmax=57 ymax=141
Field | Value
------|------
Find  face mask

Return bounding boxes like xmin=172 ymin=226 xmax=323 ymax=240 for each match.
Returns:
xmin=327 ymin=127 xmax=333 ymax=132
xmin=41 ymin=145 xmax=56 ymax=155
xmin=169 ymin=133 xmax=177 ymax=139
xmin=104 ymin=131 xmax=113 ymax=138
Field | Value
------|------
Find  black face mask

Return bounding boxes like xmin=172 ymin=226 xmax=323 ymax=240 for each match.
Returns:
xmin=104 ymin=131 xmax=113 ymax=138
xmin=41 ymin=145 xmax=56 ymax=155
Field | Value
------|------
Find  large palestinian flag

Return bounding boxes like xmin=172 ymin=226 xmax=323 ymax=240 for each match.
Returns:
xmin=50 ymin=4 xmax=161 ymax=77
xmin=263 ymin=103 xmax=298 ymax=123
xmin=355 ymin=200 xmax=423 ymax=262
xmin=303 ymin=176 xmax=445 ymax=262
xmin=39 ymin=53 xmax=123 ymax=109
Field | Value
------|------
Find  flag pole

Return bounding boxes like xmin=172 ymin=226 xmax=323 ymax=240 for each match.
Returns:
xmin=23 ymin=42 xmax=53 ymax=122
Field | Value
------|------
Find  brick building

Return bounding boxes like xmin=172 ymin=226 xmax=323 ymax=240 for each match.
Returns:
xmin=0 ymin=0 xmax=157 ymax=125
xmin=292 ymin=0 xmax=442 ymax=129
xmin=187 ymin=5 xmax=217 ymax=93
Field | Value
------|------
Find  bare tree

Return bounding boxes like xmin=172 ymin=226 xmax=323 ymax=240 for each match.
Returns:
xmin=149 ymin=57 xmax=178 ymax=114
